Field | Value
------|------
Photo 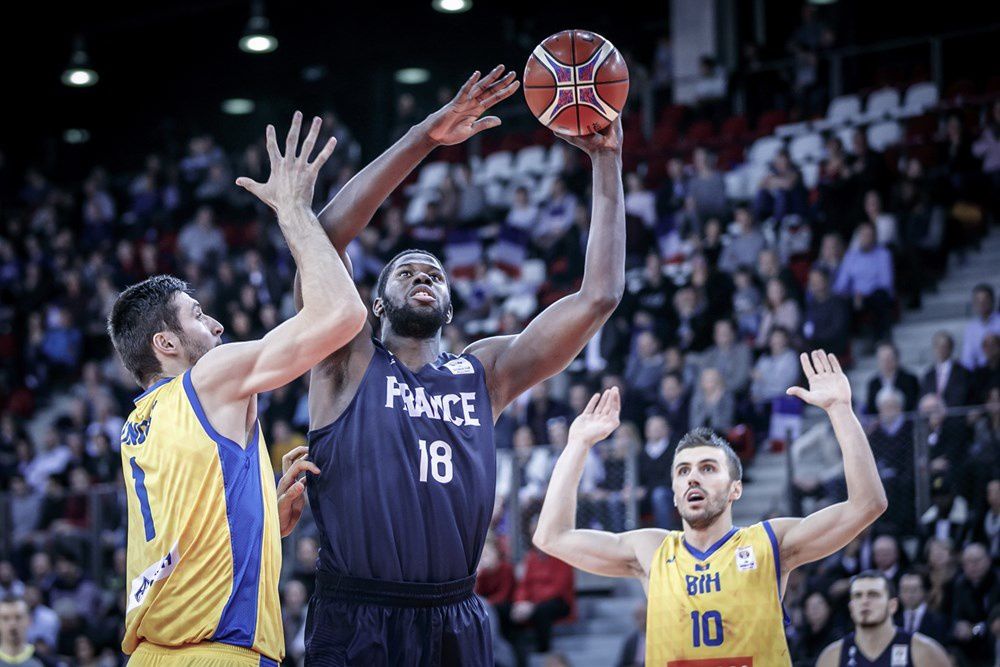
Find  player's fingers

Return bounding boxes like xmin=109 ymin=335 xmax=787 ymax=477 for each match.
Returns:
xmin=282 ymin=445 xmax=310 ymax=472
xmin=812 ymin=349 xmax=830 ymax=374
xmin=235 ymin=177 xmax=263 ymax=195
xmin=470 ymin=117 xmax=501 ymax=135
xmin=786 ymin=386 xmax=807 ymax=400
xmin=800 ymin=352 xmax=816 ymax=379
xmin=828 ymin=353 xmax=843 ymax=374
xmin=288 ymin=458 xmax=321 ymax=479
xmin=584 ymin=392 xmax=600 ymax=415
xmin=457 ymin=70 xmax=481 ymax=100
xmin=472 ymin=64 xmax=505 ymax=96
xmin=310 ymin=137 xmax=338 ymax=171
xmin=299 ymin=116 xmax=322 ymax=162
xmin=610 ymin=386 xmax=621 ymax=414
xmin=481 ymin=79 xmax=520 ymax=108
xmin=265 ymin=124 xmax=281 ymax=162
xmin=482 ymin=71 xmax=516 ymax=94
xmin=285 ymin=110 xmax=303 ymax=158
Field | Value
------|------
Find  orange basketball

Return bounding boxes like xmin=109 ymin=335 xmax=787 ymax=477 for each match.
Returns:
xmin=523 ymin=29 xmax=629 ymax=136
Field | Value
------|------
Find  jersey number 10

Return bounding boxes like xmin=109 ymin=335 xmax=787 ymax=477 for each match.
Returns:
xmin=691 ymin=610 xmax=724 ymax=647
xmin=418 ymin=439 xmax=454 ymax=484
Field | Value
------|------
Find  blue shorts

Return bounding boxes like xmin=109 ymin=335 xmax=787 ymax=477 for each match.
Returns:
xmin=304 ymin=571 xmax=493 ymax=666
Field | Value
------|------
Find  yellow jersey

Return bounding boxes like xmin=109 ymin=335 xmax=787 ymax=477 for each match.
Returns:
xmin=646 ymin=523 xmax=791 ymax=667
xmin=119 ymin=371 xmax=283 ymax=664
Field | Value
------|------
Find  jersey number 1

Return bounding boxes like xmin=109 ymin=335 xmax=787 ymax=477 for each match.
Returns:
xmin=130 ymin=457 xmax=156 ymax=541
xmin=418 ymin=439 xmax=453 ymax=483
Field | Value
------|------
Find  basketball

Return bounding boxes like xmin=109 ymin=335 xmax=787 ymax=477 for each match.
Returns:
xmin=523 ymin=29 xmax=629 ymax=136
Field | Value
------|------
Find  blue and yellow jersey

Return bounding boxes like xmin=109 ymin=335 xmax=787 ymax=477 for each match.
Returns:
xmin=646 ymin=523 xmax=791 ymax=667
xmin=119 ymin=371 xmax=283 ymax=664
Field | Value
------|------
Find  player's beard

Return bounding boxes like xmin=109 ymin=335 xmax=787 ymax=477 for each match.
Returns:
xmin=178 ymin=330 xmax=217 ymax=366
xmin=678 ymin=490 xmax=730 ymax=530
xmin=856 ymin=606 xmax=891 ymax=628
xmin=382 ymin=295 xmax=449 ymax=339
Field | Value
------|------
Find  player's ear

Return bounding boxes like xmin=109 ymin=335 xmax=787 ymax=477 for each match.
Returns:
xmin=730 ymin=480 xmax=743 ymax=502
xmin=151 ymin=330 xmax=178 ymax=357
xmin=372 ymin=297 xmax=385 ymax=318
xmin=445 ymin=303 xmax=454 ymax=325
xmin=889 ymin=597 xmax=898 ymax=615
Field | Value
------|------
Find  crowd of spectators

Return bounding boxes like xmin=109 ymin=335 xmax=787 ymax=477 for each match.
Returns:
xmin=2 ymin=18 xmax=1000 ymax=667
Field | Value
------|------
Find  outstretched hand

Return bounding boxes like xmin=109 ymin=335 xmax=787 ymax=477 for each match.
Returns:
xmin=568 ymin=387 xmax=621 ymax=446
xmin=276 ymin=446 xmax=320 ymax=538
xmin=786 ymin=350 xmax=852 ymax=411
xmin=236 ymin=111 xmax=337 ymax=213
xmin=423 ymin=65 xmax=520 ymax=146
xmin=558 ymin=116 xmax=623 ymax=157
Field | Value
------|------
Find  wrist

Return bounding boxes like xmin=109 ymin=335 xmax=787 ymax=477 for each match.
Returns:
xmin=412 ymin=119 xmax=442 ymax=149
xmin=275 ymin=201 xmax=315 ymax=220
xmin=591 ymin=150 xmax=623 ymax=166
xmin=825 ymin=401 xmax=853 ymax=417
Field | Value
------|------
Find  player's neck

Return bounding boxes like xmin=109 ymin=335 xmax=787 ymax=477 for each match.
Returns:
xmin=856 ymin=621 xmax=897 ymax=656
xmin=681 ymin=512 xmax=734 ymax=552
xmin=382 ymin=331 xmax=442 ymax=370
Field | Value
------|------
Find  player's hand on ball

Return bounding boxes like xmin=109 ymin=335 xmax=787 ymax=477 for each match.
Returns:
xmin=236 ymin=111 xmax=337 ymax=214
xmin=277 ymin=446 xmax=321 ymax=537
xmin=423 ymin=65 xmax=520 ymax=146
xmin=568 ymin=387 xmax=620 ymax=446
xmin=558 ymin=116 xmax=623 ymax=156
xmin=786 ymin=350 xmax=852 ymax=411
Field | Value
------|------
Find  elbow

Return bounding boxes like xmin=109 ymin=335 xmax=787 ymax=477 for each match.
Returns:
xmin=315 ymin=298 xmax=368 ymax=343
xmin=531 ymin=529 xmax=553 ymax=555
xmin=582 ymin=285 xmax=624 ymax=316
xmin=860 ymin=492 xmax=889 ymax=522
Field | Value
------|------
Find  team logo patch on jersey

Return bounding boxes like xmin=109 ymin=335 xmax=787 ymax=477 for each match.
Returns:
xmin=443 ymin=358 xmax=475 ymax=375
xmin=891 ymin=645 xmax=909 ymax=666
xmin=735 ymin=545 xmax=757 ymax=571
xmin=127 ymin=542 xmax=179 ymax=613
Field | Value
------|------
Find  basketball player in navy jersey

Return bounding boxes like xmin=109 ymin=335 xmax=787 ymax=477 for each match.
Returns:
xmin=817 ymin=571 xmax=950 ymax=667
xmin=247 ymin=65 xmax=624 ymax=665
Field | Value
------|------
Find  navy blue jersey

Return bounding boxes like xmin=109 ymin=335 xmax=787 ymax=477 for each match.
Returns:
xmin=839 ymin=629 xmax=915 ymax=667
xmin=308 ymin=339 xmax=496 ymax=583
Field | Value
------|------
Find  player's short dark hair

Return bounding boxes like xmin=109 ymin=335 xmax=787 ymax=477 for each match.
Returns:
xmin=673 ymin=427 xmax=743 ymax=481
xmin=107 ymin=275 xmax=191 ymax=387
xmin=851 ymin=570 xmax=896 ymax=598
xmin=374 ymin=249 xmax=445 ymax=300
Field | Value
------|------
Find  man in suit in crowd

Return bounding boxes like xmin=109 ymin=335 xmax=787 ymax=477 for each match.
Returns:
xmin=921 ymin=331 xmax=971 ymax=408
xmin=865 ymin=341 xmax=920 ymax=415
xmin=895 ymin=572 xmax=952 ymax=646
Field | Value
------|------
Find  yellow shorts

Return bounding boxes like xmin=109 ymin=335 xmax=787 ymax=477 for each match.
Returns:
xmin=128 ymin=642 xmax=279 ymax=666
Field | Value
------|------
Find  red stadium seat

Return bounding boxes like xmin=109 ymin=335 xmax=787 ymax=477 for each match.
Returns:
xmin=719 ymin=115 xmax=749 ymax=142
xmin=754 ymin=109 xmax=787 ymax=137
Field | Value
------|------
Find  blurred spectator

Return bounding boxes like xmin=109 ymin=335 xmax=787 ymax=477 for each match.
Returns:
xmin=833 ymin=222 xmax=894 ymax=343
xmin=971 ymin=479 xmax=1000 ymax=560
xmin=176 ymin=205 xmax=226 ymax=267
xmin=281 ymin=579 xmax=309 ymax=664
xmin=22 ymin=585 xmax=58 ymax=651
xmin=691 ymin=56 xmax=727 ymax=117
xmin=687 ymin=148 xmax=728 ymax=222
xmin=872 ymin=534 xmax=905 ymax=589
xmin=697 ymin=319 xmax=752 ymax=395
xmin=625 ymin=173 xmax=656 ymax=229
xmin=919 ymin=472 xmax=971 ymax=548
xmin=624 ymin=331 xmax=666 ymax=403
xmin=653 ymin=372 xmax=690 ymax=436
xmin=672 ymin=286 xmax=712 ymax=353
xmin=757 ymin=278 xmax=800 ymax=350
xmin=689 ymin=368 xmax=735 ymax=433
xmin=638 ymin=415 xmax=674 ymax=529
xmin=0 ymin=596 xmax=45 ymax=667
xmin=718 ymin=206 xmax=766 ymax=275
xmin=862 ymin=190 xmax=898 ymax=249
xmin=868 ymin=387 xmax=915 ymax=533
xmin=508 ymin=532 xmax=576 ymax=657
xmin=791 ymin=591 xmax=842 ymax=667
xmin=951 ymin=542 xmax=999 ymax=665
xmin=534 ymin=178 xmax=578 ymax=251
xmin=802 ymin=267 xmax=851 ymax=357
xmin=476 ymin=536 xmax=516 ymax=624
xmin=972 ymin=99 xmax=1000 ymax=216
xmin=615 ymin=602 xmax=647 ymax=667
xmin=921 ymin=331 xmax=971 ymax=408
xmin=961 ymin=284 xmax=1000 ymax=371
xmin=268 ymin=420 xmax=306 ymax=476
xmin=750 ymin=327 xmax=801 ymax=441
xmin=971 ymin=334 xmax=1000 ymax=403
xmin=865 ymin=342 xmax=920 ymax=415
xmin=895 ymin=572 xmax=952 ymax=645
xmin=754 ymin=150 xmax=808 ymax=223
xmin=918 ymin=538 xmax=957 ymax=615
xmin=655 ymin=158 xmax=687 ymax=228
xmin=731 ymin=266 xmax=763 ymax=340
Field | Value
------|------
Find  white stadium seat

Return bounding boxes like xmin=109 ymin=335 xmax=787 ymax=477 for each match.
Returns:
xmin=475 ymin=150 xmax=513 ymax=186
xmin=724 ymin=169 xmax=747 ymax=201
xmin=900 ymin=81 xmax=939 ymax=117
xmin=748 ymin=136 xmax=784 ymax=166
xmin=801 ymin=161 xmax=820 ymax=189
xmin=866 ymin=120 xmax=903 ymax=151
xmin=789 ymin=133 xmax=825 ymax=164
xmin=409 ymin=161 xmax=450 ymax=195
xmin=827 ymin=94 xmax=862 ymax=125
xmin=547 ymin=143 xmax=568 ymax=173
xmin=863 ymin=88 xmax=901 ymax=121
xmin=837 ymin=126 xmax=860 ymax=154
xmin=775 ymin=122 xmax=810 ymax=138
xmin=513 ymin=145 xmax=547 ymax=177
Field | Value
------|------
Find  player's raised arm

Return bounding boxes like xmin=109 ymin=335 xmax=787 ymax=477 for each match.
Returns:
xmin=315 ymin=66 xmax=519 ymax=250
xmin=768 ymin=351 xmax=888 ymax=571
xmin=467 ymin=119 xmax=626 ymax=416
xmin=192 ymin=112 xmax=367 ymax=400
xmin=534 ymin=387 xmax=664 ymax=578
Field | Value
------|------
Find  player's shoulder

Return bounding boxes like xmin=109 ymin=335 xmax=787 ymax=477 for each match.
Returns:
xmin=910 ymin=632 xmax=949 ymax=666
xmin=816 ymin=638 xmax=844 ymax=667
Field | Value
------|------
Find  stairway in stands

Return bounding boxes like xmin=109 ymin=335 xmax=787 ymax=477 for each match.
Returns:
xmin=737 ymin=228 xmax=1000 ymax=525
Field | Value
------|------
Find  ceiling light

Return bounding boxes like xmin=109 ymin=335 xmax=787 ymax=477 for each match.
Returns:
xmin=63 ymin=129 xmax=91 ymax=144
xmin=432 ymin=0 xmax=471 ymax=12
xmin=395 ymin=68 xmax=431 ymax=85
xmin=239 ymin=1 xmax=278 ymax=54
xmin=222 ymin=98 xmax=255 ymax=115
xmin=61 ymin=37 xmax=99 ymax=88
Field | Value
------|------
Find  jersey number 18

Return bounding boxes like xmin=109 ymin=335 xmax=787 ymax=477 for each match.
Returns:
xmin=418 ymin=439 xmax=453 ymax=484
